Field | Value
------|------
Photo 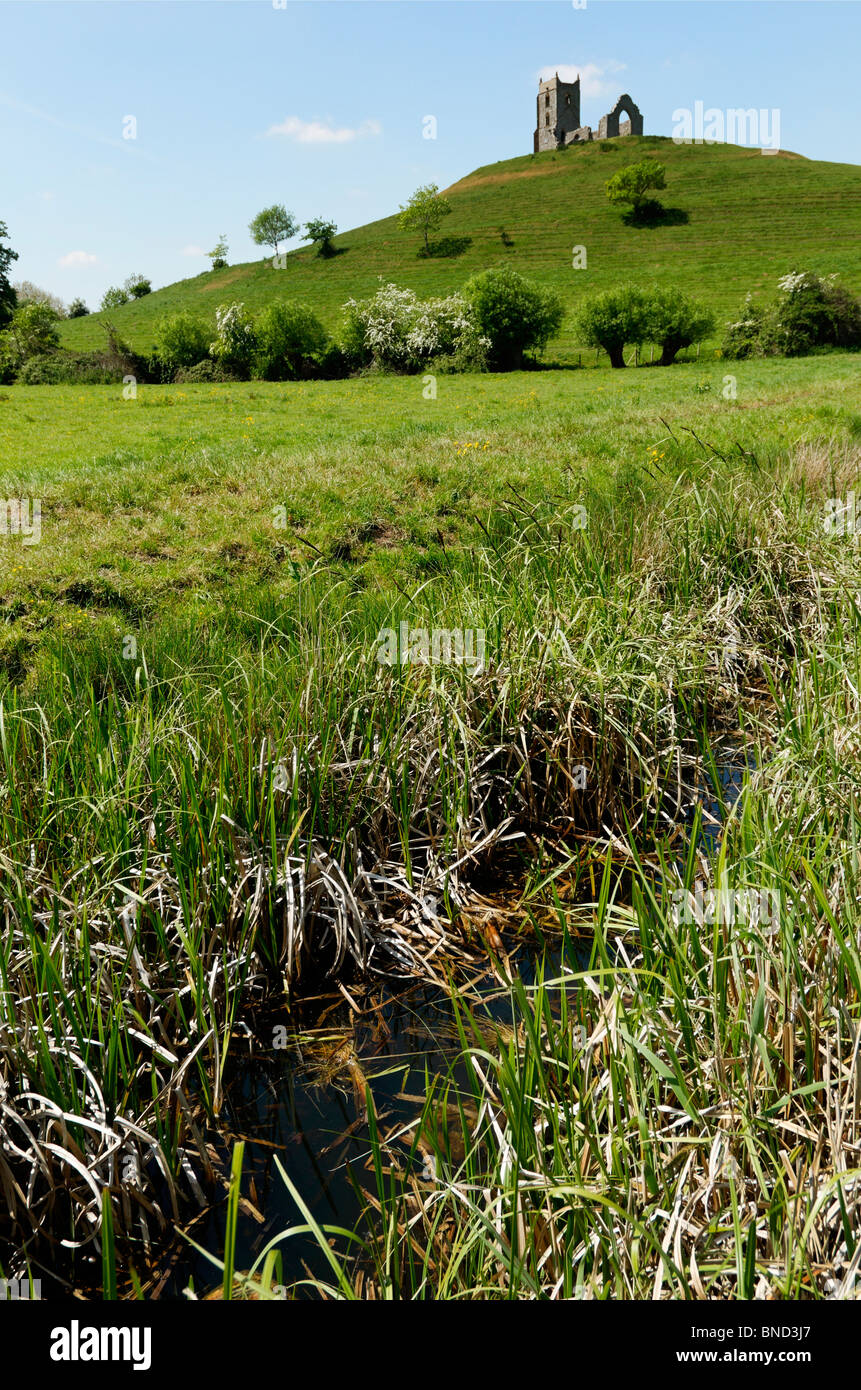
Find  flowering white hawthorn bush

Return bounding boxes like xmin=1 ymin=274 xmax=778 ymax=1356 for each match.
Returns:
xmin=342 ymin=282 xmax=489 ymax=372
xmin=210 ymin=302 xmax=257 ymax=371
xmin=776 ymin=270 xmax=836 ymax=295
xmin=723 ymin=270 xmax=861 ymax=358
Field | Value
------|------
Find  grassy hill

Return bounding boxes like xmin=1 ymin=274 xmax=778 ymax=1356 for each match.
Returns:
xmin=59 ymin=136 xmax=861 ymax=362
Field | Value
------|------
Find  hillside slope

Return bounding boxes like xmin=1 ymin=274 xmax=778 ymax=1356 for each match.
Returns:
xmin=60 ymin=136 xmax=861 ymax=361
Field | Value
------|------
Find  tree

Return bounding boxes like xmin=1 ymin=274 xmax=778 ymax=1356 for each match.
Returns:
xmin=463 ymin=267 xmax=564 ymax=370
xmin=606 ymin=159 xmax=667 ymax=217
xmin=304 ymin=218 xmax=338 ymax=258
xmin=154 ymin=311 xmax=212 ymax=371
xmin=208 ymin=235 xmax=229 ymax=271
xmin=255 ymin=301 xmax=328 ymax=379
xmin=0 ymin=221 xmax=19 ymax=329
xmin=101 ymin=285 xmax=130 ymax=310
xmin=14 ymin=281 xmax=66 ymax=316
xmin=123 ymin=273 xmax=152 ymax=299
xmin=574 ymin=285 xmax=652 ymax=368
xmin=248 ymin=204 xmax=298 ymax=258
xmin=5 ymin=301 xmax=61 ymax=361
xmin=68 ymin=298 xmax=89 ymax=318
xmin=397 ymin=183 xmax=452 ymax=254
xmin=646 ymin=286 xmax=714 ymax=365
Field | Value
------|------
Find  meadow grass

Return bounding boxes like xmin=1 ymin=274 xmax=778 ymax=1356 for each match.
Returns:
xmin=0 ymin=355 xmax=859 ymax=1298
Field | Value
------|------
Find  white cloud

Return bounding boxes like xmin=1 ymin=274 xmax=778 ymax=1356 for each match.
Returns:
xmin=265 ymin=116 xmax=381 ymax=144
xmin=537 ymin=62 xmax=627 ymax=101
xmin=57 ymin=250 xmax=98 ymax=267
xmin=181 ymin=244 xmax=206 ymax=256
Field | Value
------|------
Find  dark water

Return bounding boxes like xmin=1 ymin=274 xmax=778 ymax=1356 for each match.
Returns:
xmin=160 ymin=939 xmax=575 ymax=1299
xmin=688 ymin=747 xmax=753 ymax=851
xmin=147 ymin=748 xmax=753 ymax=1298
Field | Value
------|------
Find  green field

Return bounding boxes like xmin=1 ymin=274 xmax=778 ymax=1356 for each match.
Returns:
xmin=2 ymin=353 xmax=861 ymax=1298
xmin=2 ymin=355 xmax=859 ymax=667
xmin=57 ymin=137 xmax=861 ymax=361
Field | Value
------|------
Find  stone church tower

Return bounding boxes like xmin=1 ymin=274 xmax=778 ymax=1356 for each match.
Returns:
xmin=533 ymin=73 xmax=582 ymax=153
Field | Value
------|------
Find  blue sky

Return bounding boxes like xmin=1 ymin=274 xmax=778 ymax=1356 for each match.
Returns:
xmin=2 ymin=0 xmax=859 ymax=306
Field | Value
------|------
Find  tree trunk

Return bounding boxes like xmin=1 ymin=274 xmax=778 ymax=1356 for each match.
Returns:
xmin=660 ymin=340 xmax=681 ymax=366
xmin=608 ymin=343 xmax=626 ymax=369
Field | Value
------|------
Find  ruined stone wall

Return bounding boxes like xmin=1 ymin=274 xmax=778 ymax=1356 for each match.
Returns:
xmin=534 ymin=80 xmax=644 ymax=150
xmin=598 ymin=96 xmax=644 ymax=140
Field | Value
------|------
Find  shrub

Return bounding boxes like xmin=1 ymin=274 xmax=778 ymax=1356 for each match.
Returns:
xmin=645 ymin=287 xmax=715 ymax=365
xmin=342 ymin=283 xmax=416 ymax=369
xmin=721 ymin=295 xmax=769 ymax=359
xmin=771 ymin=270 xmax=861 ymax=355
xmin=316 ymin=343 xmax=350 ymax=379
xmin=210 ymin=302 xmax=256 ymax=376
xmin=462 ymin=267 xmax=563 ymax=370
xmin=173 ymin=359 xmax=236 ymax=384
xmin=0 ymin=336 xmax=18 ymax=384
xmin=427 ymin=340 xmax=489 ymax=374
xmin=342 ymin=283 xmax=488 ymax=373
xmin=154 ymin=311 xmax=212 ymax=371
xmin=60 ymin=352 xmax=123 ymax=384
xmin=574 ymin=285 xmax=652 ymax=368
xmin=124 ymin=274 xmax=152 ymax=299
xmin=17 ymin=354 xmax=66 ymax=384
xmin=15 ymin=350 xmax=124 ymax=385
xmin=722 ymin=272 xmax=861 ymax=359
xmin=408 ymin=293 xmax=488 ymax=371
xmin=68 ymin=298 xmax=89 ymax=318
xmin=101 ymin=286 xmax=129 ymax=310
xmin=821 ymin=279 xmax=861 ymax=347
xmin=254 ymin=301 xmax=328 ymax=380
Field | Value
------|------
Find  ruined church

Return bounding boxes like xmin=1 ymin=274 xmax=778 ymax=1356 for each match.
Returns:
xmin=533 ymin=73 xmax=643 ymax=152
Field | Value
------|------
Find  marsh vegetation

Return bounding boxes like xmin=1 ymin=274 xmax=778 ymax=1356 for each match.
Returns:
xmin=0 ymin=356 xmax=859 ymax=1298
